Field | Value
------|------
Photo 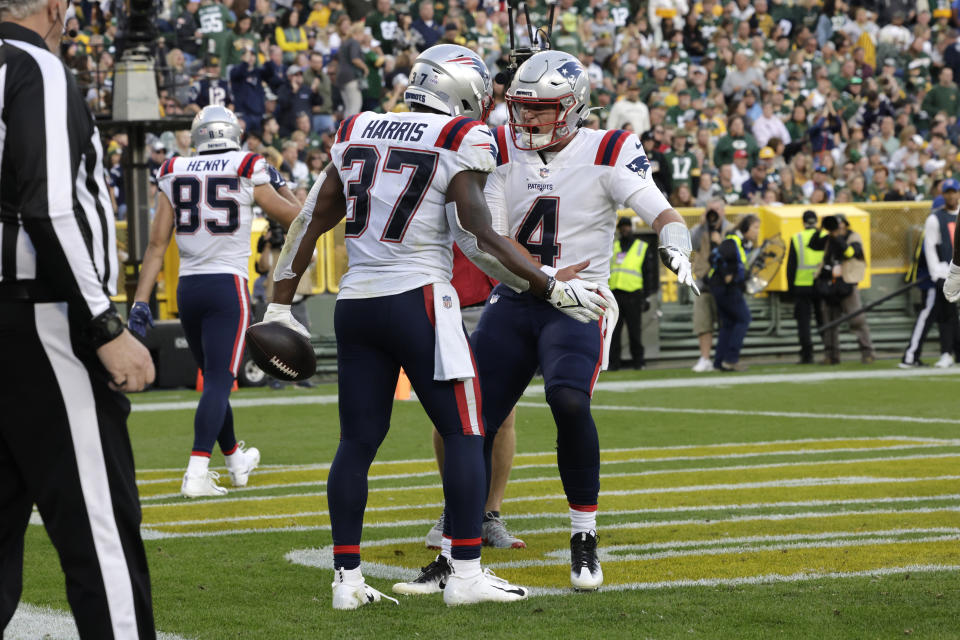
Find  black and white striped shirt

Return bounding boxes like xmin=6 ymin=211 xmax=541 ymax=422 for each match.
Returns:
xmin=0 ymin=22 xmax=117 ymax=320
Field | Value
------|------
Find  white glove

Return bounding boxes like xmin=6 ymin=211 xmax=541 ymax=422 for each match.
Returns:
xmin=934 ymin=262 xmax=951 ymax=282
xmin=659 ymin=221 xmax=701 ymax=296
xmin=262 ymin=303 xmax=310 ymax=338
xmin=944 ymin=262 xmax=960 ymax=302
xmin=547 ymin=278 xmax=608 ymax=323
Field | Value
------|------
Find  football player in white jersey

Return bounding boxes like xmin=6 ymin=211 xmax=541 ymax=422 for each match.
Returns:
xmin=129 ymin=106 xmax=302 ymax=498
xmin=258 ymin=44 xmax=607 ymax=608
xmin=473 ymin=50 xmax=699 ymax=591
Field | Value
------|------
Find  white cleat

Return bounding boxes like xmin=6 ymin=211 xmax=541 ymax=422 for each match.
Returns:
xmin=934 ymin=353 xmax=955 ymax=369
xmin=181 ymin=470 xmax=228 ymax=498
xmin=443 ymin=568 xmax=529 ymax=606
xmin=570 ymin=531 xmax=603 ymax=591
xmin=692 ymin=357 xmax=714 ymax=373
xmin=225 ymin=441 xmax=260 ymax=487
xmin=332 ymin=568 xmax=399 ymax=610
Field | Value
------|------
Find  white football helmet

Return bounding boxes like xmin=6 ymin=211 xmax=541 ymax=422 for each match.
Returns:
xmin=404 ymin=44 xmax=494 ymax=121
xmin=506 ymin=51 xmax=591 ymax=150
xmin=190 ymin=105 xmax=243 ymax=153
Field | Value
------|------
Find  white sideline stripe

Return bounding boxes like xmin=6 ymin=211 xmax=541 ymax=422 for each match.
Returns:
xmin=127 ymin=368 xmax=960 ymax=414
xmin=525 ymin=402 xmax=960 ymax=425
xmin=36 ymin=304 xmax=139 ymax=640
xmin=132 ymin=442 xmax=960 ymax=486
xmin=138 ymin=493 xmax=960 ymax=539
xmin=137 ymin=453 xmax=960 ymax=501
xmin=505 ymin=529 xmax=960 ymax=567
xmin=145 ymin=503 xmax=960 ymax=533
xmin=528 ymin=564 xmax=960 ymax=597
xmin=138 ymin=451 xmax=960 ymax=519
xmin=4 ymin=603 xmax=190 ymax=640
xmin=486 ymin=533 xmax=960 ymax=570
xmin=132 ymin=436 xmax=956 ymax=472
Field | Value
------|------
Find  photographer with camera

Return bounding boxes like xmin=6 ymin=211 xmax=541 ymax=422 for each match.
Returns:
xmin=707 ymin=214 xmax=761 ymax=372
xmin=690 ymin=199 xmax=734 ymax=372
xmin=809 ymin=213 xmax=875 ymax=365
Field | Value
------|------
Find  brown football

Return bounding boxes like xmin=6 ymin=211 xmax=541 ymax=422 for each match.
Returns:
xmin=245 ymin=322 xmax=316 ymax=382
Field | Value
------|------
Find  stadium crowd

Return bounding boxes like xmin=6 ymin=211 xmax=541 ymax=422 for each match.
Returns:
xmin=61 ymin=0 xmax=960 ymax=214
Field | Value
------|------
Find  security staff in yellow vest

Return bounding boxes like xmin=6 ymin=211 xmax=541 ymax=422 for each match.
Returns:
xmin=786 ymin=210 xmax=825 ymax=364
xmin=707 ymin=214 xmax=760 ymax=372
xmin=609 ymin=217 xmax=658 ymax=370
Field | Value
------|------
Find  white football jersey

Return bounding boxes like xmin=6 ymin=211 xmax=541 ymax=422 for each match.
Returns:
xmin=157 ymin=150 xmax=269 ymax=278
xmin=485 ymin=126 xmax=664 ymax=285
xmin=330 ymin=111 xmax=496 ymax=299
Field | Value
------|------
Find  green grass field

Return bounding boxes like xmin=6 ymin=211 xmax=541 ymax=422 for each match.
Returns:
xmin=12 ymin=363 xmax=960 ymax=639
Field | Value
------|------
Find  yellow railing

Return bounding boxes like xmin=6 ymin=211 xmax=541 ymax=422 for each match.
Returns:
xmin=113 ymin=202 xmax=931 ymax=314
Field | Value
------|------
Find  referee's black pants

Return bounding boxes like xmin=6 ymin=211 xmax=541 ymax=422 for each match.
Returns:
xmin=0 ymin=302 xmax=154 ymax=639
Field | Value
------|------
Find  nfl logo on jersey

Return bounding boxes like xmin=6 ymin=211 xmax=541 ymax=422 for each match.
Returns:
xmin=442 ymin=295 xmax=453 ymax=309
xmin=539 ymin=168 xmax=551 ymax=179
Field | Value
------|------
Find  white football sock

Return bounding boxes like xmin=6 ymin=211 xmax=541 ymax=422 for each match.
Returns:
xmin=451 ymin=558 xmax=481 ymax=578
xmin=569 ymin=507 xmax=597 ymax=536
xmin=441 ymin=536 xmax=452 ymax=560
xmin=186 ymin=455 xmax=210 ymax=477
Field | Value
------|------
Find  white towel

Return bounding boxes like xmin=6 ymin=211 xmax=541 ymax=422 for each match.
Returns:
xmin=597 ymin=286 xmax=619 ymax=372
xmin=431 ymin=283 xmax=475 ymax=381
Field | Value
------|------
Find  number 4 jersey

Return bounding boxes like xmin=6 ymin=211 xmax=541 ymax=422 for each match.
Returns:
xmin=485 ymin=126 xmax=670 ymax=286
xmin=156 ymin=151 xmax=269 ymax=278
xmin=330 ymin=111 xmax=496 ymax=299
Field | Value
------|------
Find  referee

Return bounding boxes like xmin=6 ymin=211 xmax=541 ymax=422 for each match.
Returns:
xmin=0 ymin=0 xmax=156 ymax=638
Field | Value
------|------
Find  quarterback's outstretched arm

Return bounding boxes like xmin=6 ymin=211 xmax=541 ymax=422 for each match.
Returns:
xmin=626 ymin=188 xmax=699 ymax=296
xmin=447 ymin=170 xmax=607 ymax=323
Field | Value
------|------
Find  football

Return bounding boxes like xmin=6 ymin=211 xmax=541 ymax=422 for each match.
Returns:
xmin=245 ymin=322 xmax=316 ymax=382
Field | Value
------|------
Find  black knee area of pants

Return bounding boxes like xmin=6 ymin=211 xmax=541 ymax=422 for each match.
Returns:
xmin=546 ymin=385 xmax=600 ymax=505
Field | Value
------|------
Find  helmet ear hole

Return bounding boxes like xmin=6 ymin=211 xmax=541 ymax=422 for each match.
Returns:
xmin=461 ymin=99 xmax=472 ymax=114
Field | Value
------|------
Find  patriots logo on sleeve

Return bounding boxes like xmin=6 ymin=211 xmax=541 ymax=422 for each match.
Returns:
xmin=626 ymin=155 xmax=651 ymax=179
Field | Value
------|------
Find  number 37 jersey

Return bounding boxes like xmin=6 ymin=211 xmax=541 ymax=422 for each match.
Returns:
xmin=330 ymin=111 xmax=496 ymax=299
xmin=157 ymin=150 xmax=270 ymax=279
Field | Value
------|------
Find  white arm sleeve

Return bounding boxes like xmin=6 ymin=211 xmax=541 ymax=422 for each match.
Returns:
xmin=274 ymin=171 xmax=324 ymax=282
xmin=624 ymin=185 xmax=672 ymax=227
xmin=445 ymin=202 xmax=530 ymax=293
xmin=483 ymin=167 xmax=509 ymax=235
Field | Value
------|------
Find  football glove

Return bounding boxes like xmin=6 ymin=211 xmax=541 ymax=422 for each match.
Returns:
xmin=127 ymin=301 xmax=154 ymax=337
xmin=658 ymin=221 xmax=700 ymax=296
xmin=267 ymin=165 xmax=287 ymax=191
xmin=547 ymin=278 xmax=608 ymax=323
xmin=944 ymin=262 xmax=960 ymax=302
xmin=262 ymin=302 xmax=310 ymax=338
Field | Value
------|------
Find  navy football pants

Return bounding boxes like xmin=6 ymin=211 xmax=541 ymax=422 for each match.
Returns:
xmin=471 ymin=285 xmax=604 ymax=509
xmin=329 ymin=286 xmax=485 ymax=568
xmin=177 ymin=274 xmax=250 ymax=456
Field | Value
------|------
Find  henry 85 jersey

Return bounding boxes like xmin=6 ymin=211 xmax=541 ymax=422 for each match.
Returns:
xmin=485 ymin=127 xmax=670 ymax=286
xmin=157 ymin=150 xmax=269 ymax=278
xmin=330 ymin=111 xmax=495 ymax=299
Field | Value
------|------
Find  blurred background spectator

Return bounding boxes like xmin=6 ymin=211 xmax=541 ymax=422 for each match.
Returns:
xmin=74 ymin=0 xmax=960 ymax=222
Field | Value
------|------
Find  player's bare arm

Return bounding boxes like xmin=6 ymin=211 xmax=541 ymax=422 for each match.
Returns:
xmin=132 ymin=193 xmax=175 ymax=307
xmin=254 ymin=183 xmax=301 ymax=230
